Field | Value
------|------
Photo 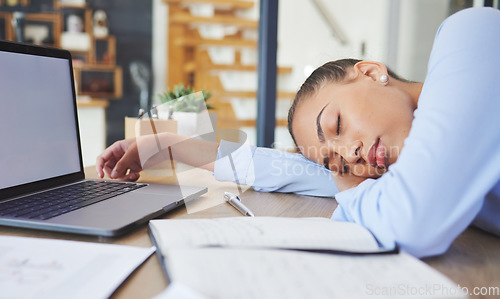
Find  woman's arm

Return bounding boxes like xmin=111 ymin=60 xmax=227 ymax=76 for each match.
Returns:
xmin=97 ymin=134 xmax=339 ymax=197
xmin=214 ymin=140 xmax=338 ymax=197
xmin=96 ymin=132 xmax=218 ymax=180
xmin=334 ymin=8 xmax=500 ymax=257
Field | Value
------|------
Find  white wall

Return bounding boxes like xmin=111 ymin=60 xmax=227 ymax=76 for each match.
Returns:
xmin=396 ymin=0 xmax=449 ymax=81
xmin=277 ymin=0 xmax=390 ymax=90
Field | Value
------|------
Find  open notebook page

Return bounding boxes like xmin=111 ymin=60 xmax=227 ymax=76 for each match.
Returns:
xmin=165 ymin=248 xmax=465 ymax=299
xmin=149 ymin=217 xmax=380 ymax=252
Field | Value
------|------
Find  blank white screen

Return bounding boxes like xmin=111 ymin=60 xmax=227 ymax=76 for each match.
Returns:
xmin=0 ymin=51 xmax=81 ymax=189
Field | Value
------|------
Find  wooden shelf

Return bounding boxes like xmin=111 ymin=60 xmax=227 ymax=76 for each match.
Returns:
xmin=54 ymin=0 xmax=88 ymax=9
xmin=170 ymin=13 xmax=258 ymax=29
xmin=164 ymin=0 xmax=254 ymax=9
xmin=76 ymin=99 xmax=109 ymax=108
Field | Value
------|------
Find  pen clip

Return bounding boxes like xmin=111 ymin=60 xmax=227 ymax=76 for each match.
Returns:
xmin=224 ymin=192 xmax=239 ymax=202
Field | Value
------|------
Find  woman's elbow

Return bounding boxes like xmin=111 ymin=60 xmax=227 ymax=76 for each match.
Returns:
xmin=391 ymin=223 xmax=454 ymax=258
xmin=400 ymin=239 xmax=451 ymax=258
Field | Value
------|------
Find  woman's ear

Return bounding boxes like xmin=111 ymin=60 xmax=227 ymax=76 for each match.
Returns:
xmin=354 ymin=61 xmax=389 ymax=84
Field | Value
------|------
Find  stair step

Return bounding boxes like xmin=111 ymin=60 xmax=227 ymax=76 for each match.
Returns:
xmin=170 ymin=13 xmax=258 ymax=29
xmin=175 ymin=37 xmax=257 ymax=47
xmin=164 ymin=0 xmax=254 ymax=10
xmin=184 ymin=62 xmax=292 ymax=74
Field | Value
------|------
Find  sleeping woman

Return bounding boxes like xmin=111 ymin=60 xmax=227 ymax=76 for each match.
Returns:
xmin=97 ymin=7 xmax=500 ymax=258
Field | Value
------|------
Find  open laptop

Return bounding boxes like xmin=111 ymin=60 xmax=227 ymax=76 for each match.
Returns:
xmin=0 ymin=40 xmax=206 ymax=237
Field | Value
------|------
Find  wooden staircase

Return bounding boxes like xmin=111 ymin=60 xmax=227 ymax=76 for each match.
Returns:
xmin=164 ymin=0 xmax=294 ymax=130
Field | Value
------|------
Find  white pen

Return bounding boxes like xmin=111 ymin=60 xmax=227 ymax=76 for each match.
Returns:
xmin=224 ymin=192 xmax=255 ymax=217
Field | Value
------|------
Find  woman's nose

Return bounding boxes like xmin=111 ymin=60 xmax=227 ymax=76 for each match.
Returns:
xmin=344 ymin=140 xmax=363 ymax=164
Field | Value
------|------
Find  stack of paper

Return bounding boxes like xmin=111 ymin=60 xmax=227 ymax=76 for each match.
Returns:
xmin=0 ymin=236 xmax=154 ymax=299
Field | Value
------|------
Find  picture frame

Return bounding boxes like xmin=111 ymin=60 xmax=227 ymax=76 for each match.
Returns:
xmin=0 ymin=12 xmax=13 ymax=41
xmin=62 ymin=8 xmax=91 ymax=33
xmin=60 ymin=8 xmax=91 ymax=51
xmin=93 ymin=36 xmax=116 ymax=65
xmin=74 ymin=65 xmax=123 ymax=99
xmin=21 ymin=13 xmax=61 ymax=47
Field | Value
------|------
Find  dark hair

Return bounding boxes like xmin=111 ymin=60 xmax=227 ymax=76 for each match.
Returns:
xmin=287 ymin=59 xmax=406 ymax=149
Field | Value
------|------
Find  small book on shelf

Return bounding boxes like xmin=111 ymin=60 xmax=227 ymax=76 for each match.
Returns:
xmin=149 ymin=217 xmax=466 ymax=299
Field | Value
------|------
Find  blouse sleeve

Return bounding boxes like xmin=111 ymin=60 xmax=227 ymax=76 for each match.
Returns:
xmin=334 ymin=7 xmax=500 ymax=257
xmin=214 ymin=140 xmax=338 ymax=197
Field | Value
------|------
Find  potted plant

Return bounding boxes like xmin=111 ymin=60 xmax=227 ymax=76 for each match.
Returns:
xmin=156 ymin=84 xmax=216 ymax=137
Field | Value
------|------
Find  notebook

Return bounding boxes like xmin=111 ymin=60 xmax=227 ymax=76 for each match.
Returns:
xmin=149 ymin=217 xmax=466 ymax=299
xmin=0 ymin=40 xmax=206 ymax=237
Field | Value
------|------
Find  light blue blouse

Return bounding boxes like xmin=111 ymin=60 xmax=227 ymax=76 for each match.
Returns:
xmin=214 ymin=7 xmax=500 ymax=258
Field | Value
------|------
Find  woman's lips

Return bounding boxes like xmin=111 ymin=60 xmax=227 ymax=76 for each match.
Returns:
xmin=368 ymin=138 xmax=387 ymax=168
xmin=375 ymin=140 xmax=387 ymax=168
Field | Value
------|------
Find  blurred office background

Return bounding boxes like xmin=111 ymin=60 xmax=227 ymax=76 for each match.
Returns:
xmin=0 ymin=0 xmax=496 ymax=166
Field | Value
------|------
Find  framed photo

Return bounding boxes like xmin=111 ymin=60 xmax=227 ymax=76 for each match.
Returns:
xmin=93 ymin=36 xmax=116 ymax=65
xmin=62 ymin=8 xmax=91 ymax=33
xmin=60 ymin=9 xmax=91 ymax=51
xmin=74 ymin=65 xmax=123 ymax=99
xmin=0 ymin=13 xmax=13 ymax=41
xmin=21 ymin=13 xmax=61 ymax=47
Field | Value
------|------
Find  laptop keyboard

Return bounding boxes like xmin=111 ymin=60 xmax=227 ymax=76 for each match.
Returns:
xmin=0 ymin=181 xmax=146 ymax=220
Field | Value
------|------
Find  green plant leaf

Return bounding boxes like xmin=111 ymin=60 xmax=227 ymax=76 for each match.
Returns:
xmin=157 ymin=83 xmax=214 ymax=113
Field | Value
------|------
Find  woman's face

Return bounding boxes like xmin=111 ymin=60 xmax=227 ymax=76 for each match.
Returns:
xmin=292 ymin=74 xmax=416 ymax=178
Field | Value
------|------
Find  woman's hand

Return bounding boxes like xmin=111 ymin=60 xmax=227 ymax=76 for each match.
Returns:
xmin=96 ymin=138 xmax=143 ymax=181
xmin=96 ymin=132 xmax=218 ymax=181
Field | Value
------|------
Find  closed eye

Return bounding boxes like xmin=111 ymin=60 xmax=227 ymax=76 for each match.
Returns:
xmin=336 ymin=115 xmax=341 ymax=135
xmin=323 ymin=156 xmax=330 ymax=170
xmin=340 ymin=157 xmax=346 ymax=174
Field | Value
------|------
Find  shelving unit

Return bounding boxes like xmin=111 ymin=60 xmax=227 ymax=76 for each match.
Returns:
xmin=164 ymin=0 xmax=294 ymax=130
xmin=0 ymin=3 xmax=122 ymax=101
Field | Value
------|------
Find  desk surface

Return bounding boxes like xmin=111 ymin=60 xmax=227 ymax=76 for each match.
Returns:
xmin=1 ymin=167 xmax=499 ymax=298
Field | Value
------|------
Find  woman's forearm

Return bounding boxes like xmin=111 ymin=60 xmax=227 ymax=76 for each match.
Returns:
xmin=157 ymin=132 xmax=218 ymax=172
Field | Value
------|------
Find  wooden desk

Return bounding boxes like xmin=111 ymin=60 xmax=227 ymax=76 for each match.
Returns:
xmin=1 ymin=167 xmax=499 ymax=298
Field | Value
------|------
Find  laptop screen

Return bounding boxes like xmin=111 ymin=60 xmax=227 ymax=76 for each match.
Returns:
xmin=0 ymin=49 xmax=81 ymax=190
